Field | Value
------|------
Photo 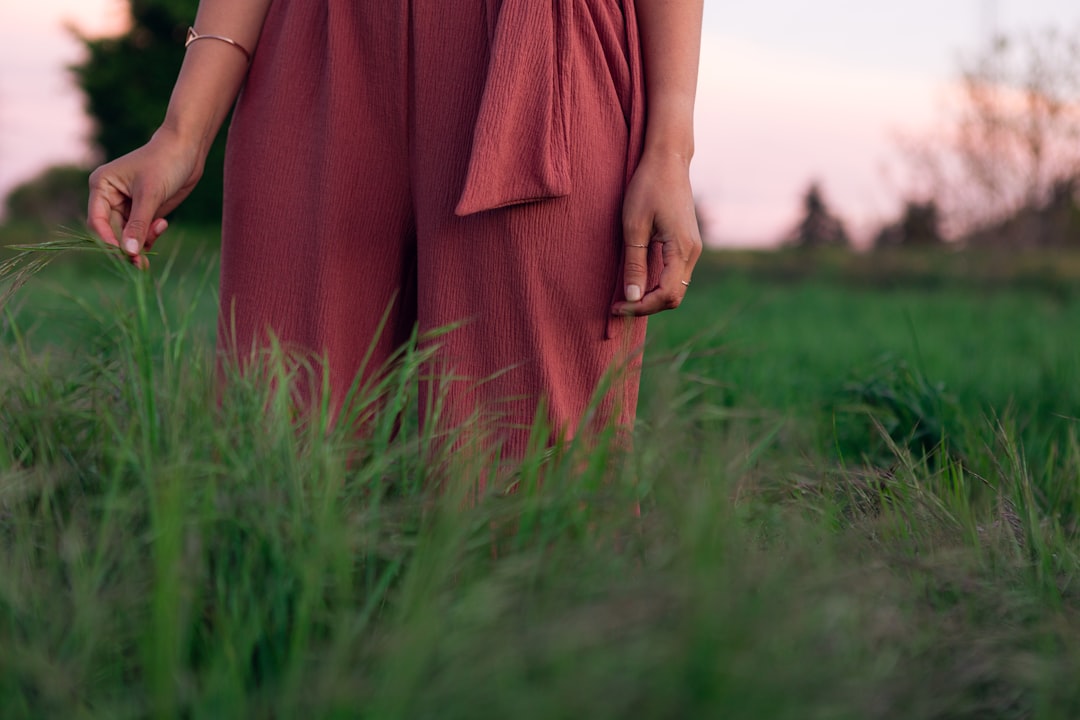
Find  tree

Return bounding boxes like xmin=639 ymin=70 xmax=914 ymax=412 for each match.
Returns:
xmin=785 ymin=183 xmax=850 ymax=249
xmin=69 ymin=0 xmax=224 ymax=223
xmin=874 ymin=200 xmax=944 ymax=249
xmin=895 ymin=26 xmax=1080 ymax=241
xmin=963 ymin=177 xmax=1080 ymax=248
xmin=955 ymin=29 xmax=1080 ymax=220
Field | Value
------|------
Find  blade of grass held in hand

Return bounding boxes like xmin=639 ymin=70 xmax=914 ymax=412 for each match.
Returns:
xmin=1 ymin=232 xmax=133 ymax=310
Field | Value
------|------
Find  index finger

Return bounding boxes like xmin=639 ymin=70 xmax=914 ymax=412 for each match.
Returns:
xmin=87 ymin=181 xmax=123 ymax=248
xmin=636 ymin=264 xmax=690 ymax=315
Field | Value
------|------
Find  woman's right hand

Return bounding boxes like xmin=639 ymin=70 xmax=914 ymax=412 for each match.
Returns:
xmin=87 ymin=127 xmax=205 ymax=269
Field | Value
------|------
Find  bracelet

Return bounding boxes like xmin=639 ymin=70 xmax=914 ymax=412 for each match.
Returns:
xmin=185 ymin=27 xmax=252 ymax=63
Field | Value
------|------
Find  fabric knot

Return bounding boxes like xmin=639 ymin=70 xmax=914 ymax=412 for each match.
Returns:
xmin=455 ymin=0 xmax=573 ymax=216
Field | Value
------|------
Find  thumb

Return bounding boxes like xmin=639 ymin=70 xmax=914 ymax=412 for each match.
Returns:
xmin=120 ymin=188 xmax=160 ymax=258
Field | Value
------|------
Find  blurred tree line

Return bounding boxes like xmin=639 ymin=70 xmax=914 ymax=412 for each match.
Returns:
xmin=786 ymin=25 xmax=1080 ymax=251
xmin=904 ymin=26 xmax=1080 ymax=249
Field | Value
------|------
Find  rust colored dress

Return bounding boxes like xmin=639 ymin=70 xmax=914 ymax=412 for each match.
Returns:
xmin=220 ymin=0 xmax=655 ymax=463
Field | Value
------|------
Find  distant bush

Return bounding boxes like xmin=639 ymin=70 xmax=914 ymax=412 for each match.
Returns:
xmin=3 ymin=164 xmax=90 ymax=228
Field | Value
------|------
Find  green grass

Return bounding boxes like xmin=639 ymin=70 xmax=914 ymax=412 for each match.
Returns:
xmin=2 ymin=227 xmax=1080 ymax=718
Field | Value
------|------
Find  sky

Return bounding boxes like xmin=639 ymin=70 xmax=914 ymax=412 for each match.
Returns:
xmin=3 ymin=0 xmax=1080 ymax=245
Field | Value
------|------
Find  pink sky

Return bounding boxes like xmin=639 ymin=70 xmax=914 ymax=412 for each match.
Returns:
xmin=693 ymin=31 xmax=941 ymax=245
xmin=3 ymin=1 xmax=1079 ymax=245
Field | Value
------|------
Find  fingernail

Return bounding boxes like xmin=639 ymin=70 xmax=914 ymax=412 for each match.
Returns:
xmin=626 ymin=284 xmax=642 ymax=302
xmin=153 ymin=219 xmax=168 ymax=234
xmin=123 ymin=238 xmax=140 ymax=255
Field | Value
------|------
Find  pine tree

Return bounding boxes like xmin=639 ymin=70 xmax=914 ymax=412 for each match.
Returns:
xmin=787 ymin=183 xmax=850 ymax=249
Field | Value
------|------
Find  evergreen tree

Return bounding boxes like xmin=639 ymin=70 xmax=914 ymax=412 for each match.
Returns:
xmin=786 ymin=183 xmax=850 ymax=249
xmin=874 ymin=200 xmax=944 ymax=249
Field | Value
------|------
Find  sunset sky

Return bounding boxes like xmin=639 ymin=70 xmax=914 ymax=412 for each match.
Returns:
xmin=3 ymin=1 xmax=1080 ymax=245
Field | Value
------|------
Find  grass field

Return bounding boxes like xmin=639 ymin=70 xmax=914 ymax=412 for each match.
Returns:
xmin=2 ymin=226 xmax=1080 ymax=719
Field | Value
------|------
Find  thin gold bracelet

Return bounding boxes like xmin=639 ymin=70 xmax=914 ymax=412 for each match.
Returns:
xmin=185 ymin=27 xmax=252 ymax=63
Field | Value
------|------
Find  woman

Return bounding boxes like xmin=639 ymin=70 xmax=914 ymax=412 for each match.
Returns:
xmin=87 ymin=0 xmax=703 ymax=461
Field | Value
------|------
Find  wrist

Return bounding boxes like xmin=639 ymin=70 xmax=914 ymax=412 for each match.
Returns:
xmin=158 ymin=111 xmax=216 ymax=159
xmin=642 ymin=108 xmax=695 ymax=163
xmin=641 ymin=140 xmax=694 ymax=168
xmin=151 ymin=123 xmax=210 ymax=165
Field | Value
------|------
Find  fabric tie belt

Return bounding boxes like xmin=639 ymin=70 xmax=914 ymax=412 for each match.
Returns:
xmin=455 ymin=0 xmax=645 ymax=217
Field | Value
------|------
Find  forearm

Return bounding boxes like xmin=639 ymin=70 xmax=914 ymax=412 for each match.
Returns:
xmin=635 ymin=0 xmax=704 ymax=161
xmin=160 ymin=0 xmax=274 ymax=157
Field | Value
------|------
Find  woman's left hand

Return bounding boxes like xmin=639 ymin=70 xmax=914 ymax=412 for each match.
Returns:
xmin=612 ymin=149 xmax=702 ymax=316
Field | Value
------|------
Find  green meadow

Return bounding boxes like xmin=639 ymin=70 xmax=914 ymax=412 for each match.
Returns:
xmin=2 ymin=227 xmax=1080 ymax=719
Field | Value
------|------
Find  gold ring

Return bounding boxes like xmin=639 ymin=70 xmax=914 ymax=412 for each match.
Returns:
xmin=681 ymin=280 xmax=690 ymax=287
xmin=627 ymin=244 xmax=649 ymax=249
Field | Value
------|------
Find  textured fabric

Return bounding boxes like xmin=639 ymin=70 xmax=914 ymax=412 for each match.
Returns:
xmin=221 ymin=0 xmax=654 ymax=460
